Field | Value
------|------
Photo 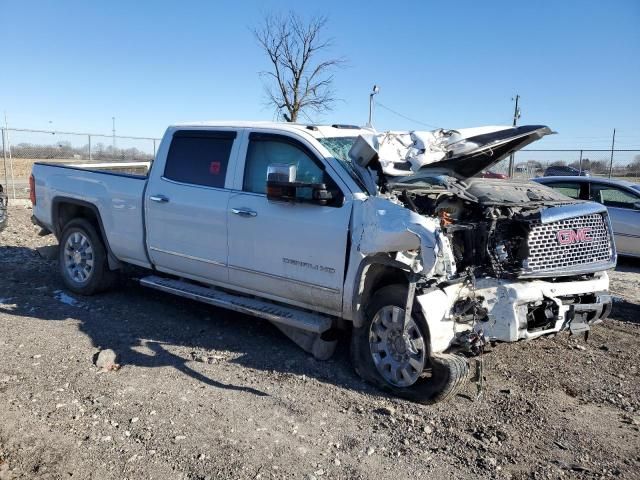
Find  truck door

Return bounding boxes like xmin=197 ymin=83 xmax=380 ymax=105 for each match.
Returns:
xmin=227 ymin=132 xmax=351 ymax=315
xmin=589 ymin=182 xmax=640 ymax=256
xmin=145 ymin=129 xmax=240 ymax=283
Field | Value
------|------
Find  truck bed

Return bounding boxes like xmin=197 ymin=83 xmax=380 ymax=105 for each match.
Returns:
xmin=65 ymin=161 xmax=151 ymax=177
xmin=31 ymin=162 xmax=151 ymax=268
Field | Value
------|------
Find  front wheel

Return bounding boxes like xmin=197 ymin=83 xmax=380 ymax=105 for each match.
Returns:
xmin=351 ymin=284 xmax=469 ymax=404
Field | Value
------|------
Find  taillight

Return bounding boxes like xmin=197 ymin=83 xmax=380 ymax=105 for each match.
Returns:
xmin=29 ymin=174 xmax=36 ymax=206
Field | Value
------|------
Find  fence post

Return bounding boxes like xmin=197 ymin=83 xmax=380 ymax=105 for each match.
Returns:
xmin=608 ymin=128 xmax=616 ymax=179
xmin=508 ymin=152 xmax=515 ymax=178
xmin=88 ymin=134 xmax=92 ymax=161
xmin=578 ymin=150 xmax=583 ymax=174
xmin=5 ymin=128 xmax=16 ymax=200
xmin=1 ymin=128 xmax=7 ymax=190
xmin=152 ymin=139 xmax=156 ymax=159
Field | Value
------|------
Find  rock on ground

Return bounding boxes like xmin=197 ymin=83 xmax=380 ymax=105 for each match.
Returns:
xmin=95 ymin=349 xmax=118 ymax=370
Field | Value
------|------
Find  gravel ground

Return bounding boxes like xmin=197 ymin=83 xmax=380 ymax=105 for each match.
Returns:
xmin=1 ymin=205 xmax=639 ymax=480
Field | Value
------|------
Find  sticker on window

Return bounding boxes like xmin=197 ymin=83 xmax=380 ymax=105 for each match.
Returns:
xmin=209 ymin=161 xmax=221 ymax=175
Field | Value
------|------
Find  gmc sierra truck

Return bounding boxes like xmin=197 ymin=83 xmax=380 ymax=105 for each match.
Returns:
xmin=30 ymin=122 xmax=615 ymax=403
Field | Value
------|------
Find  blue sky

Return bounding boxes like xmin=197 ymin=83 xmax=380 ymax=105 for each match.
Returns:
xmin=1 ymin=0 xmax=639 ymax=149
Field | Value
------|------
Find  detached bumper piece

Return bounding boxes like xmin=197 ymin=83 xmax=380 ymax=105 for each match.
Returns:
xmin=565 ymin=293 xmax=612 ymax=335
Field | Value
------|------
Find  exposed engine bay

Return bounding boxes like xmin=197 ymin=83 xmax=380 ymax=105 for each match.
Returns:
xmin=392 ymin=176 xmax=581 ymax=279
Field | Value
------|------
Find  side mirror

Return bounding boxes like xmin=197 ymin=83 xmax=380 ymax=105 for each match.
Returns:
xmin=633 ymin=201 xmax=640 ymax=211
xmin=266 ymin=163 xmax=335 ymax=206
xmin=267 ymin=163 xmax=297 ymax=183
xmin=348 ymin=134 xmax=379 ymax=167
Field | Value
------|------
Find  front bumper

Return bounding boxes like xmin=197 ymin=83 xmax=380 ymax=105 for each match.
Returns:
xmin=416 ymin=272 xmax=611 ymax=353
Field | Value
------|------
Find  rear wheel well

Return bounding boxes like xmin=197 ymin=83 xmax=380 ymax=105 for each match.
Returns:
xmin=56 ymin=202 xmax=101 ymax=239
xmin=54 ymin=200 xmax=120 ymax=270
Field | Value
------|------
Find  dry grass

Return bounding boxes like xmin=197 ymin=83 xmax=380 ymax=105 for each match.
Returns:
xmin=2 ymin=158 xmax=79 ymax=179
xmin=2 ymin=158 xmax=150 ymax=180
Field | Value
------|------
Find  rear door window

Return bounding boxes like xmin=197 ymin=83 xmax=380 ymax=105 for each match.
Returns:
xmin=164 ymin=130 xmax=236 ymax=188
xmin=589 ymin=184 xmax=640 ymax=209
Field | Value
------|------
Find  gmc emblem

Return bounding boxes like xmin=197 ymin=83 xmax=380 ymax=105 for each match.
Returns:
xmin=557 ymin=227 xmax=594 ymax=245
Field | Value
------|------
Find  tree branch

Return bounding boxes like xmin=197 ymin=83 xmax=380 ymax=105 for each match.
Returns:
xmin=253 ymin=12 xmax=343 ymax=122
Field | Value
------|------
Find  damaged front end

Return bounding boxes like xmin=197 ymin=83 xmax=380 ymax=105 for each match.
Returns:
xmin=348 ymin=124 xmax=616 ymax=359
xmin=415 ymin=273 xmax=612 ymax=355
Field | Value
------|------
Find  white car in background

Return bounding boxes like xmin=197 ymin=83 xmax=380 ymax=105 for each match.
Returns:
xmin=534 ymin=176 xmax=640 ymax=257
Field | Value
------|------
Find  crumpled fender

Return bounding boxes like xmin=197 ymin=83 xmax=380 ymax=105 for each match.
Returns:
xmin=415 ymin=287 xmax=460 ymax=353
xmin=351 ymin=195 xmax=447 ymax=276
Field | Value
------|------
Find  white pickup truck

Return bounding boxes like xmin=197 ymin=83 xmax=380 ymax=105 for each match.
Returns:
xmin=31 ymin=122 xmax=615 ymax=403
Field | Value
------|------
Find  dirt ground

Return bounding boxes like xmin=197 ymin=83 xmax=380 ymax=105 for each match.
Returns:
xmin=1 ymin=205 xmax=639 ymax=480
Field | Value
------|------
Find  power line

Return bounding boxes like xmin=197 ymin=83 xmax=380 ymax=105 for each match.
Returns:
xmin=299 ymin=110 xmax=316 ymax=124
xmin=374 ymin=101 xmax=441 ymax=129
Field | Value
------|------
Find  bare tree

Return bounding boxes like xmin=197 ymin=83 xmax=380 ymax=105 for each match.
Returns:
xmin=253 ymin=12 xmax=343 ymax=122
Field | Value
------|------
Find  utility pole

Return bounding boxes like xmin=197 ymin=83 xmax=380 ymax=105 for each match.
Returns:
xmin=367 ymin=85 xmax=380 ymax=127
xmin=608 ymin=128 xmax=616 ymax=179
xmin=112 ymin=116 xmax=116 ymax=160
xmin=508 ymin=95 xmax=521 ymax=178
xmin=2 ymin=126 xmax=7 ymax=195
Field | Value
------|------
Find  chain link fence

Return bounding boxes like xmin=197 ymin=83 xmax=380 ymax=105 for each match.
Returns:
xmin=2 ymin=127 xmax=639 ymax=199
xmin=1 ymin=127 xmax=160 ymax=199
xmin=492 ymin=150 xmax=640 ymax=181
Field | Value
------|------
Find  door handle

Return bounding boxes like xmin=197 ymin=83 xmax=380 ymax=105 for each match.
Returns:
xmin=149 ymin=195 xmax=169 ymax=203
xmin=231 ymin=208 xmax=257 ymax=217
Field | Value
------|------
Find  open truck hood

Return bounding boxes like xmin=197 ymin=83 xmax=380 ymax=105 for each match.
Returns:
xmin=348 ymin=125 xmax=553 ymax=182
xmin=413 ymin=125 xmax=553 ymax=179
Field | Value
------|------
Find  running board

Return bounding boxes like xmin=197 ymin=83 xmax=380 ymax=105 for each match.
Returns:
xmin=139 ymin=275 xmax=332 ymax=334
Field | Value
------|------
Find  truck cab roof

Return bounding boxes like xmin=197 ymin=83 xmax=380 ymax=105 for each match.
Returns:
xmin=170 ymin=121 xmax=373 ymax=139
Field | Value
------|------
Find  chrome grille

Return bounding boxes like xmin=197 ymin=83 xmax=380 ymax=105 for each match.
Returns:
xmin=523 ymin=213 xmax=613 ymax=274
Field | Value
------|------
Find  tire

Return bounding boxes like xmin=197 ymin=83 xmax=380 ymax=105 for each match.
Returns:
xmin=351 ymin=284 xmax=469 ymax=404
xmin=58 ymin=218 xmax=116 ymax=295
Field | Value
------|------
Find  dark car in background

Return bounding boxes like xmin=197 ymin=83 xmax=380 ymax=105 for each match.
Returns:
xmin=543 ymin=165 xmax=590 ymax=177
xmin=533 ymin=176 xmax=640 ymax=257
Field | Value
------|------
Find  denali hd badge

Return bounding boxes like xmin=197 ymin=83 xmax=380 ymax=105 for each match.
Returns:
xmin=283 ymin=257 xmax=336 ymax=274
xmin=557 ymin=227 xmax=593 ymax=245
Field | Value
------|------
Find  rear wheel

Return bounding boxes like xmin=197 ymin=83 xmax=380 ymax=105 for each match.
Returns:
xmin=351 ymin=284 xmax=469 ymax=404
xmin=59 ymin=219 xmax=116 ymax=295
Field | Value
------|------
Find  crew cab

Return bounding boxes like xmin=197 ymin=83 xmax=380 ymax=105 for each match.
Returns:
xmin=31 ymin=122 xmax=616 ymax=403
